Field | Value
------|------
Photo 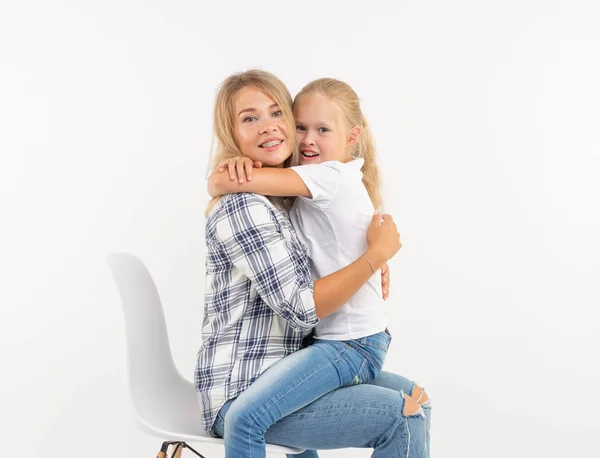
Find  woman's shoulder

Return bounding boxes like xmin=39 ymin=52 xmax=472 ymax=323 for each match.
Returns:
xmin=224 ymin=192 xmax=273 ymax=206
xmin=206 ymin=193 xmax=290 ymax=245
xmin=207 ymin=193 xmax=278 ymax=226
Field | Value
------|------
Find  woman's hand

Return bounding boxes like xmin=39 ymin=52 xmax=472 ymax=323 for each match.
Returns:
xmin=365 ymin=213 xmax=402 ymax=270
xmin=381 ymin=262 xmax=390 ymax=300
xmin=215 ymin=156 xmax=262 ymax=183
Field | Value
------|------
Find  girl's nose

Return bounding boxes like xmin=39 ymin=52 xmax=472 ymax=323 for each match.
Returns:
xmin=301 ymin=132 xmax=315 ymax=145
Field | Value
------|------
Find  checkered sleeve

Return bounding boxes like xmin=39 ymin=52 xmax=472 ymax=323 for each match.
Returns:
xmin=214 ymin=194 xmax=318 ymax=331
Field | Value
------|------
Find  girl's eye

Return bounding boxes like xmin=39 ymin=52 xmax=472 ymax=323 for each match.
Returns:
xmin=243 ymin=116 xmax=258 ymax=123
xmin=272 ymin=110 xmax=282 ymax=117
xmin=296 ymin=125 xmax=306 ymax=132
xmin=318 ymin=127 xmax=329 ymax=133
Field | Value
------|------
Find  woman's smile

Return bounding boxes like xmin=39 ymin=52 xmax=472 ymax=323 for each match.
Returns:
xmin=233 ymin=86 xmax=292 ymax=167
xmin=259 ymin=138 xmax=284 ymax=151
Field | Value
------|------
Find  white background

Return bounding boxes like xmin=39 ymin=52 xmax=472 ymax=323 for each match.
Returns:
xmin=1 ymin=1 xmax=599 ymax=457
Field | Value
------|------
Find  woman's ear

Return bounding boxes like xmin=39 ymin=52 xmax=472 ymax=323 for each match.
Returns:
xmin=347 ymin=126 xmax=362 ymax=146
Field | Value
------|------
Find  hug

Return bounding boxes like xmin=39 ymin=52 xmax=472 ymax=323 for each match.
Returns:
xmin=195 ymin=70 xmax=432 ymax=458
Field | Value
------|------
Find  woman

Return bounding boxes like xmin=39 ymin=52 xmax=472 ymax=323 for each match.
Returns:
xmin=195 ymin=70 xmax=430 ymax=457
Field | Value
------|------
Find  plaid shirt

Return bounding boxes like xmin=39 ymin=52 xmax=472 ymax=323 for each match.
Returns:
xmin=195 ymin=192 xmax=318 ymax=434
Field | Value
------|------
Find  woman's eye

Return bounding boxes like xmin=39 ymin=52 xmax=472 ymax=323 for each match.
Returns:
xmin=272 ymin=110 xmax=282 ymax=117
xmin=243 ymin=116 xmax=258 ymax=123
xmin=318 ymin=127 xmax=329 ymax=133
xmin=296 ymin=125 xmax=306 ymax=131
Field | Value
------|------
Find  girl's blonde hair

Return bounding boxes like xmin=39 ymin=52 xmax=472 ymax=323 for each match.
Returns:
xmin=294 ymin=78 xmax=382 ymax=210
xmin=206 ymin=69 xmax=298 ymax=215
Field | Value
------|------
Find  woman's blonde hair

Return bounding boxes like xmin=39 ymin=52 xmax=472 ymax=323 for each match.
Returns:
xmin=294 ymin=78 xmax=382 ymax=210
xmin=206 ymin=69 xmax=298 ymax=215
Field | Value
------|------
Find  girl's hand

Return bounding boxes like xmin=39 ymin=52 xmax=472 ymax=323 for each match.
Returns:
xmin=215 ymin=156 xmax=262 ymax=183
xmin=365 ymin=213 xmax=402 ymax=269
xmin=381 ymin=262 xmax=390 ymax=301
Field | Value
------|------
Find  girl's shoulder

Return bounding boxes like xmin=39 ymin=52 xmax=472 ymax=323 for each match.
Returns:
xmin=319 ymin=158 xmax=364 ymax=169
xmin=294 ymin=158 xmax=364 ymax=180
xmin=315 ymin=158 xmax=365 ymax=179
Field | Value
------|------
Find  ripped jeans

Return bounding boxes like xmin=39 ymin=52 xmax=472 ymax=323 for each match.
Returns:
xmin=213 ymin=369 xmax=430 ymax=458
xmin=213 ymin=331 xmax=429 ymax=458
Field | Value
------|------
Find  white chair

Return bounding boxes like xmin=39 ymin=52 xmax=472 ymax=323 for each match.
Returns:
xmin=107 ymin=252 xmax=304 ymax=456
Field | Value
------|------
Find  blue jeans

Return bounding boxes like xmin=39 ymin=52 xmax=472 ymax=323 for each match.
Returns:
xmin=220 ymin=331 xmax=391 ymax=457
xmin=212 ymin=339 xmax=431 ymax=457
xmin=213 ymin=371 xmax=430 ymax=458
xmin=287 ymin=372 xmax=431 ymax=458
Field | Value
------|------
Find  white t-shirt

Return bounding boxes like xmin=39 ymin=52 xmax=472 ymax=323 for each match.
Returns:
xmin=289 ymin=159 xmax=387 ymax=340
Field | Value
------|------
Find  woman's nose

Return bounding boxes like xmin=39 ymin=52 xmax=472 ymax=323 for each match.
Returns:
xmin=259 ymin=119 xmax=278 ymax=134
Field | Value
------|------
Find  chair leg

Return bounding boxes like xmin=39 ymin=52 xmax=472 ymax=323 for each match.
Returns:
xmin=157 ymin=441 xmax=207 ymax=458
xmin=173 ymin=443 xmax=183 ymax=458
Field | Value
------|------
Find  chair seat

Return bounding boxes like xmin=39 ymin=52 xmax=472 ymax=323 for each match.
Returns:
xmin=136 ymin=416 xmax=304 ymax=454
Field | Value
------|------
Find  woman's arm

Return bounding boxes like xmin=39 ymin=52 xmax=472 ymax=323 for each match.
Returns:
xmin=211 ymin=193 xmax=317 ymax=331
xmin=208 ymin=157 xmax=312 ymax=198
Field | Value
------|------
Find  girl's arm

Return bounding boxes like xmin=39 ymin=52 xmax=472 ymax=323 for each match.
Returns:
xmin=208 ymin=156 xmax=312 ymax=198
xmin=215 ymin=194 xmax=401 ymax=323
xmin=211 ymin=158 xmax=394 ymax=311
xmin=312 ymin=214 xmax=398 ymax=318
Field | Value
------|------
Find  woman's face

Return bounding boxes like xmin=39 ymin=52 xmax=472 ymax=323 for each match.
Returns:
xmin=232 ymin=86 xmax=292 ymax=167
xmin=293 ymin=94 xmax=349 ymax=165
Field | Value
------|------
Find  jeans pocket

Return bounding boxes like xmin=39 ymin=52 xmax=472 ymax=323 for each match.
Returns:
xmin=359 ymin=358 xmax=381 ymax=384
xmin=364 ymin=331 xmax=392 ymax=352
xmin=341 ymin=348 xmax=384 ymax=386
xmin=343 ymin=358 xmax=370 ymax=387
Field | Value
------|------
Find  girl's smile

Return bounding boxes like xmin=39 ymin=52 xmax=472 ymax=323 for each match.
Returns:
xmin=294 ymin=93 xmax=350 ymax=165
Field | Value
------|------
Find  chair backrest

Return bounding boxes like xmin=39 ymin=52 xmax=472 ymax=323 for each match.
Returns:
xmin=107 ymin=252 xmax=204 ymax=436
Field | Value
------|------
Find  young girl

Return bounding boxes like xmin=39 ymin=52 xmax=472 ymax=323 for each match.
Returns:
xmin=208 ymin=78 xmax=429 ymax=458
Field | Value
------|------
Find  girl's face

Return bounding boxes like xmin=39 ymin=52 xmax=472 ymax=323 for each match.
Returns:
xmin=294 ymin=94 xmax=349 ymax=165
xmin=232 ymin=86 xmax=292 ymax=167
